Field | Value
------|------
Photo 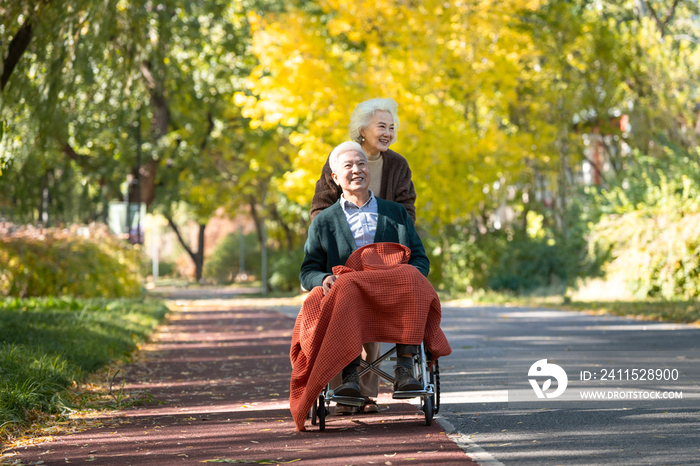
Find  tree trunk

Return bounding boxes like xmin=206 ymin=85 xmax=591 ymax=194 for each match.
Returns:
xmin=195 ymin=223 xmax=205 ymax=282
xmin=270 ymin=204 xmax=294 ymax=250
xmin=249 ymin=198 xmax=264 ymax=245
xmin=165 ymin=214 xmax=206 ymax=282
xmin=1 ymin=20 xmax=32 ymax=92
xmin=248 ymin=198 xmax=269 ymax=293
xmin=139 ymin=60 xmax=170 ymax=207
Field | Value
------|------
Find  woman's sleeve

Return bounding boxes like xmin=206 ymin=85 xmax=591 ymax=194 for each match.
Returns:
xmin=404 ymin=208 xmax=430 ymax=277
xmin=309 ymin=157 xmax=341 ymax=222
xmin=394 ymin=160 xmax=417 ymax=223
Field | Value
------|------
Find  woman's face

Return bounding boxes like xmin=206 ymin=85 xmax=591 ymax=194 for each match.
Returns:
xmin=360 ymin=110 xmax=395 ymax=156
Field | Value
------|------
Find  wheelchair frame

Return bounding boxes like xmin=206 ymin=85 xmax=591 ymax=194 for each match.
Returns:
xmin=310 ymin=342 xmax=440 ymax=431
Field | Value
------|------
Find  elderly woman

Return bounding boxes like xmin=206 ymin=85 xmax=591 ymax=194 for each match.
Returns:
xmin=309 ymin=98 xmax=417 ymax=414
xmin=300 ymin=141 xmax=427 ymax=400
xmin=310 ymin=98 xmax=416 ymax=223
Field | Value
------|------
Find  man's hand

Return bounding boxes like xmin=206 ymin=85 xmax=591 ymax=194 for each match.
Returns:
xmin=322 ymin=274 xmax=337 ymax=295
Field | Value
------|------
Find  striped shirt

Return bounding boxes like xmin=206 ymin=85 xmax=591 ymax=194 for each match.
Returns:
xmin=340 ymin=191 xmax=378 ymax=248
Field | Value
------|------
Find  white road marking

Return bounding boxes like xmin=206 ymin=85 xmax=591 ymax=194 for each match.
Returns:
xmin=440 ymin=389 xmax=509 ymax=404
xmin=437 ymin=416 xmax=506 ymax=466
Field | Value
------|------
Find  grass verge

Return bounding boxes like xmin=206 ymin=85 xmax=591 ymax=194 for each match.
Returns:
xmin=443 ymin=291 xmax=700 ymax=324
xmin=0 ymin=297 xmax=168 ymax=435
xmin=553 ymin=300 xmax=700 ymax=324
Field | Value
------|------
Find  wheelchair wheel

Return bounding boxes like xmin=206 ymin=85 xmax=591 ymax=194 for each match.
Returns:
xmin=429 ymin=360 xmax=440 ymax=415
xmin=422 ymin=395 xmax=433 ymax=426
xmin=317 ymin=394 xmax=326 ymax=431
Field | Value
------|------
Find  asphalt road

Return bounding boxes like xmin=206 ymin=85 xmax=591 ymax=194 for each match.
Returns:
xmin=432 ymin=304 xmax=700 ymax=466
xmin=6 ymin=294 xmax=697 ymax=466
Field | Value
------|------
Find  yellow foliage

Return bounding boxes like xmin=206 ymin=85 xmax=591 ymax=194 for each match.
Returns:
xmin=237 ymin=0 xmax=545 ymax=223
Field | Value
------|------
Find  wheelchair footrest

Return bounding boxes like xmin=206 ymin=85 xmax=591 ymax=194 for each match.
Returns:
xmin=330 ymin=395 xmax=364 ymax=407
xmin=392 ymin=390 xmax=427 ymax=399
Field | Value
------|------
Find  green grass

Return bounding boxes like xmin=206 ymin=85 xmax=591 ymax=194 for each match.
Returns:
xmin=442 ymin=290 xmax=700 ymax=324
xmin=554 ymin=300 xmax=700 ymax=324
xmin=0 ymin=297 xmax=168 ymax=432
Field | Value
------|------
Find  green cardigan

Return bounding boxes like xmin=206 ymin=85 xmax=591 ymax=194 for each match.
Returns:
xmin=300 ymin=198 xmax=430 ymax=291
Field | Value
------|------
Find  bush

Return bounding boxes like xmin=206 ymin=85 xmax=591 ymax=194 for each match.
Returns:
xmin=426 ymin=223 xmax=580 ymax=295
xmin=142 ymin=259 xmax=177 ymax=278
xmin=588 ymin=149 xmax=700 ymax=299
xmin=0 ymin=224 xmax=141 ymax=298
xmin=269 ymin=248 xmax=305 ymax=292
xmin=203 ymin=232 xmax=261 ymax=284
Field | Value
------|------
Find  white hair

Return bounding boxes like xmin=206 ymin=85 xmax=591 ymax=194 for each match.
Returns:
xmin=348 ymin=98 xmax=400 ymax=144
xmin=328 ymin=141 xmax=367 ymax=173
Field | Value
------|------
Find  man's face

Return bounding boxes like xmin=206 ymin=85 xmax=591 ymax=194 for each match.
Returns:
xmin=332 ymin=150 xmax=370 ymax=194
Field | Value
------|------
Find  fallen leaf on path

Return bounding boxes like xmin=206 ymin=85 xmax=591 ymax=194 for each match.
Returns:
xmin=384 ymin=453 xmax=396 ymax=457
xmin=201 ymin=459 xmax=300 ymax=464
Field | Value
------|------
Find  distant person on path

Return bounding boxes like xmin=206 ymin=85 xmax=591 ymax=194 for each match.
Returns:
xmin=309 ymin=98 xmax=417 ymax=414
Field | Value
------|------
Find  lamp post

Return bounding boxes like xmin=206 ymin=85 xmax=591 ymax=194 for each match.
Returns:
xmin=125 ymin=173 xmax=133 ymax=236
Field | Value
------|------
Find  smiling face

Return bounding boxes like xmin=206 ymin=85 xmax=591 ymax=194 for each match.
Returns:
xmin=360 ymin=110 xmax=395 ymax=156
xmin=331 ymin=150 xmax=370 ymax=196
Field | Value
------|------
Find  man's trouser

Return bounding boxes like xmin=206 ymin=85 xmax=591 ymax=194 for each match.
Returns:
xmin=330 ymin=342 xmax=381 ymax=397
xmin=330 ymin=342 xmax=420 ymax=397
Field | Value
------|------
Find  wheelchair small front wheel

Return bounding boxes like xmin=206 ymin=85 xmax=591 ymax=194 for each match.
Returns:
xmin=422 ymin=395 xmax=433 ymax=426
xmin=311 ymin=398 xmax=318 ymax=425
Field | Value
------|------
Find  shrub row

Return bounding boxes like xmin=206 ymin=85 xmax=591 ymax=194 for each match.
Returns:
xmin=0 ymin=224 xmax=140 ymax=298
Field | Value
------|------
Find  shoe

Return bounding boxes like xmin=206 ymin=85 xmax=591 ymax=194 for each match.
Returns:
xmin=394 ymin=365 xmax=422 ymax=392
xmin=361 ymin=397 xmax=379 ymax=414
xmin=335 ymin=372 xmax=361 ymax=397
xmin=334 ymin=404 xmax=358 ymax=415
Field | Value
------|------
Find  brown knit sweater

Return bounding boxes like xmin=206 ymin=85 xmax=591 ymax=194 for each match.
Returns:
xmin=309 ymin=149 xmax=417 ymax=222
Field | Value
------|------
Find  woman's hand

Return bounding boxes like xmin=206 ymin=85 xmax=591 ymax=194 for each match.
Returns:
xmin=322 ymin=274 xmax=337 ymax=295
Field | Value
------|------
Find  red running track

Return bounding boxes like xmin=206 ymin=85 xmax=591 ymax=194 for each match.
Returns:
xmin=4 ymin=301 xmax=474 ymax=466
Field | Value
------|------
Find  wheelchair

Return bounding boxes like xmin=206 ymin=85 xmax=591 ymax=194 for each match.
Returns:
xmin=310 ymin=342 xmax=441 ymax=431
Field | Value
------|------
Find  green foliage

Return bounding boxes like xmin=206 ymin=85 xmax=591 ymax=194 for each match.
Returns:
xmin=269 ymin=248 xmax=304 ymax=292
xmin=558 ymin=300 xmax=700 ymax=324
xmin=588 ymin=145 xmax=700 ymax=299
xmin=202 ymin=230 xmax=302 ymax=291
xmin=0 ymin=225 xmax=140 ymax=298
xmin=428 ymin=231 xmax=571 ymax=294
xmin=142 ymin=259 xmax=177 ymax=278
xmin=0 ymin=297 xmax=168 ymax=431
xmin=203 ymin=232 xmax=261 ymax=284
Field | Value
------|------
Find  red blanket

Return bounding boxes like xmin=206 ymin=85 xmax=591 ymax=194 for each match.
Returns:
xmin=289 ymin=243 xmax=452 ymax=431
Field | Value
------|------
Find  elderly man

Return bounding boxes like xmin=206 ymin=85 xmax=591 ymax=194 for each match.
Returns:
xmin=300 ymin=141 xmax=429 ymax=397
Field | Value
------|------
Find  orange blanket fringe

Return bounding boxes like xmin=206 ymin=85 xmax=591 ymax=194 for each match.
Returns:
xmin=289 ymin=243 xmax=452 ymax=431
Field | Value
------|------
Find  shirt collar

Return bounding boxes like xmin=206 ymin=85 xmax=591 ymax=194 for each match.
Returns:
xmin=340 ymin=190 xmax=375 ymax=210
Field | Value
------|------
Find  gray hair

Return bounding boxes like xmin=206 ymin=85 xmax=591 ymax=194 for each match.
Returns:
xmin=328 ymin=141 xmax=367 ymax=173
xmin=348 ymin=98 xmax=400 ymax=144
